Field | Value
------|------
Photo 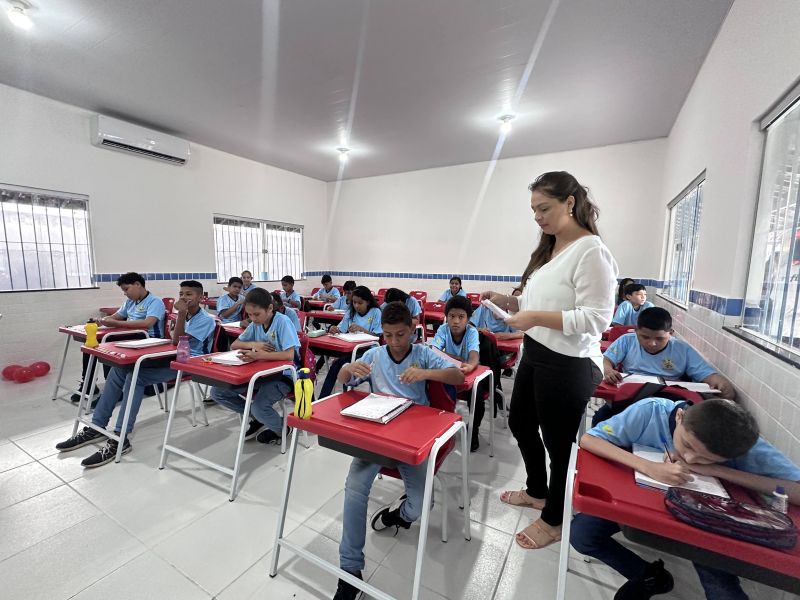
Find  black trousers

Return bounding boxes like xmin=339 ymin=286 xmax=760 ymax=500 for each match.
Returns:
xmin=508 ymin=336 xmax=601 ymax=526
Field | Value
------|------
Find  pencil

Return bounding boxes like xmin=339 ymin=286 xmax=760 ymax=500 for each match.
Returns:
xmin=663 ymin=443 xmax=675 ymax=463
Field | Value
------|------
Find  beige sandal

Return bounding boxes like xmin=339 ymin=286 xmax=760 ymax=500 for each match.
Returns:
xmin=499 ymin=489 xmax=546 ymax=510
xmin=515 ymin=520 xmax=562 ymax=550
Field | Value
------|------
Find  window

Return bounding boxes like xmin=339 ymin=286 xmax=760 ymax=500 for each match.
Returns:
xmin=213 ymin=215 xmax=304 ymax=282
xmin=0 ymin=184 xmax=95 ymax=291
xmin=742 ymin=91 xmax=800 ymax=352
xmin=662 ymin=175 xmax=705 ymax=305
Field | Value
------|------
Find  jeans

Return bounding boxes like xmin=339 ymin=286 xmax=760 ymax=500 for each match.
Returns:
xmin=319 ymin=357 xmax=349 ymax=398
xmin=339 ymin=457 xmax=428 ymax=573
xmin=508 ymin=336 xmax=601 ymax=525
xmin=210 ymin=376 xmax=292 ymax=434
xmin=571 ymin=513 xmax=750 ymax=599
xmin=91 ymin=365 xmax=175 ymax=434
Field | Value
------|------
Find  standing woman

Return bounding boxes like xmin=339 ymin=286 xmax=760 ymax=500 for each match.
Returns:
xmin=483 ymin=171 xmax=617 ymax=550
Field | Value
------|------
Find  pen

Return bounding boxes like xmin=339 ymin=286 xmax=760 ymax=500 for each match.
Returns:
xmin=663 ymin=443 xmax=674 ymax=463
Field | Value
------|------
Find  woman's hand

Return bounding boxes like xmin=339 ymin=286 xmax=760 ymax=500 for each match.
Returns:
xmin=480 ymin=291 xmax=496 ymax=301
xmin=504 ymin=311 xmax=538 ymax=331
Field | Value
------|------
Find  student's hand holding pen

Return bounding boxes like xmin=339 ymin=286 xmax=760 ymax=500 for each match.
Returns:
xmin=399 ymin=367 xmax=426 ymax=384
xmin=603 ymin=366 xmax=624 ymax=385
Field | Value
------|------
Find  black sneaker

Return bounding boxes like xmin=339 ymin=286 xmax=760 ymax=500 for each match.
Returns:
xmin=256 ymin=428 xmax=287 ymax=445
xmin=371 ymin=495 xmax=412 ymax=534
xmin=245 ymin=419 xmax=266 ymax=440
xmin=81 ymin=437 xmax=132 ymax=468
xmin=56 ymin=426 xmax=106 ymax=452
xmin=333 ymin=570 xmax=363 ymax=600
xmin=471 ymin=434 xmax=480 ymax=452
xmin=71 ymin=385 xmax=101 ymax=403
xmin=615 ymin=559 xmax=674 ymax=600
xmin=502 ymin=368 xmax=514 ymax=377
xmin=493 ymin=390 xmax=504 ymax=418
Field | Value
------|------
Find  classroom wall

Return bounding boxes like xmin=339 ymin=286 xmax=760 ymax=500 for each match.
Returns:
xmin=0 ymin=83 xmax=327 ymax=368
xmin=323 ymin=137 xmax=668 ymax=292
xmin=653 ymin=0 xmax=800 ymax=464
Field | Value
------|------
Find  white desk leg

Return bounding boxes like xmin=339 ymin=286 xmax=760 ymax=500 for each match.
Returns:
xmin=460 ymin=424 xmax=471 ymax=539
xmin=412 ymin=453 xmax=438 ymax=600
xmin=230 ymin=377 xmax=261 ymax=501
xmin=84 ymin=359 xmax=102 ymax=416
xmin=159 ymin=374 xmax=183 ymax=469
xmin=269 ymin=427 xmax=300 ymax=577
xmin=115 ymin=358 xmax=146 ymax=463
xmin=556 ymin=443 xmax=579 ymax=600
xmin=281 ymin=369 xmax=298 ymax=455
xmin=71 ymin=355 xmax=96 ymax=436
xmin=487 ymin=371 xmax=494 ymax=457
xmin=52 ymin=334 xmax=72 ymax=401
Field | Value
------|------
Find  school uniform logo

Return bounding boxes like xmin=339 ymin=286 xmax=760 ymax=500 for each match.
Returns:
xmin=411 ymin=362 xmax=420 ymax=369
xmin=367 ymin=316 xmax=374 ymax=324
xmin=662 ymin=358 xmax=675 ymax=371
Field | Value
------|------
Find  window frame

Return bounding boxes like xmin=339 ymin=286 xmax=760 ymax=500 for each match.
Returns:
xmin=659 ymin=171 xmax=706 ymax=307
xmin=212 ymin=213 xmax=305 ymax=284
xmin=0 ymin=183 xmax=97 ymax=293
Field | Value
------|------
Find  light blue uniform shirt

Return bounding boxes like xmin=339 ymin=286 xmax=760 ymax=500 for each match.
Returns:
xmin=431 ymin=324 xmax=479 ymax=362
xmin=339 ymin=307 xmax=382 ymax=335
xmin=612 ymin=300 xmax=655 ymax=326
xmin=348 ymin=344 xmax=458 ymax=406
xmin=183 ymin=309 xmax=216 ymax=356
xmin=241 ymin=283 xmax=258 ymax=294
xmin=282 ymin=307 xmax=302 ymax=332
xmin=470 ymin=305 xmax=513 ymax=334
xmin=238 ymin=312 xmax=301 ymax=377
xmin=331 ymin=295 xmax=349 ymax=310
xmin=117 ymin=292 xmax=165 ymax=338
xmin=604 ymin=333 xmax=716 ymax=381
xmin=588 ymin=398 xmax=800 ymax=481
xmin=216 ymin=293 xmax=244 ymax=324
xmin=438 ymin=289 xmax=467 ymax=302
xmin=313 ymin=287 xmax=341 ymax=301
xmin=380 ymin=297 xmax=421 ymax=318
xmin=280 ymin=289 xmax=302 ymax=307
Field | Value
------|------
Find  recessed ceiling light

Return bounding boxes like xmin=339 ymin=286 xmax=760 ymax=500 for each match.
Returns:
xmin=337 ymin=147 xmax=350 ymax=164
xmin=7 ymin=2 xmax=33 ymax=30
xmin=498 ymin=114 xmax=516 ymax=135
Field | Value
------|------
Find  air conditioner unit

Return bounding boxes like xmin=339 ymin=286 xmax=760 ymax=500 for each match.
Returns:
xmin=90 ymin=115 xmax=190 ymax=165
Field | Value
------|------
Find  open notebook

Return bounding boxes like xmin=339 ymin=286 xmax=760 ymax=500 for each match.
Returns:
xmin=633 ymin=444 xmax=729 ymax=498
xmin=115 ymin=338 xmax=173 ymax=349
xmin=209 ymin=351 xmax=248 ymax=366
xmin=480 ymin=299 xmax=511 ymax=320
xmin=340 ymin=393 xmax=413 ymax=424
xmin=620 ymin=374 xmax=720 ymax=393
xmin=426 ymin=344 xmax=462 ymax=367
xmin=332 ymin=332 xmax=380 ymax=343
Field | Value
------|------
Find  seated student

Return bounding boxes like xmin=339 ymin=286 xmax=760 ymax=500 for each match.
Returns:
xmin=438 ymin=276 xmax=467 ymax=302
xmin=319 ymin=286 xmax=383 ymax=398
xmin=325 ymin=280 xmax=356 ymax=311
xmin=280 ymin=275 xmax=302 ymax=309
xmin=615 ymin=277 xmax=636 ymax=307
xmin=271 ymin=291 xmax=302 ymax=332
xmin=430 ymin=295 xmax=482 ymax=451
xmin=602 ymin=307 xmax=735 ymax=401
xmin=211 ymin=288 xmax=300 ymax=445
xmin=217 ymin=277 xmax=245 ymax=324
xmin=571 ymin=398 xmax=799 ymax=600
xmin=611 ymin=283 xmax=654 ymax=326
xmin=56 ymin=280 xmax=215 ymax=467
xmin=241 ymin=270 xmax=258 ymax=294
xmin=313 ymin=274 xmax=341 ymax=303
xmin=72 ymin=272 xmax=167 ymax=403
xmin=381 ymin=288 xmax=421 ymax=329
xmin=470 ymin=301 xmax=524 ymax=341
xmin=332 ymin=302 xmax=464 ymax=600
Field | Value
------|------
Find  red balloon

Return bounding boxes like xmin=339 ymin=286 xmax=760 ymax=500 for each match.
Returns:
xmin=29 ymin=361 xmax=51 ymax=377
xmin=13 ymin=368 xmax=35 ymax=383
xmin=2 ymin=365 xmax=23 ymax=381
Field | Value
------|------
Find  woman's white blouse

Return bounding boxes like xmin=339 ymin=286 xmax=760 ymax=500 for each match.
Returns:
xmin=519 ymin=235 xmax=618 ymax=369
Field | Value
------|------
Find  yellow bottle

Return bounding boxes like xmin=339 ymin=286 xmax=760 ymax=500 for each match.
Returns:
xmin=294 ymin=368 xmax=314 ymax=419
xmin=84 ymin=319 xmax=99 ymax=348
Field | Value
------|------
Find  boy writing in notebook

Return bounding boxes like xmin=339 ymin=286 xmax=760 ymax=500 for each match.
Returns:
xmin=611 ymin=283 xmax=654 ymax=326
xmin=331 ymin=302 xmax=464 ymax=600
xmin=56 ymin=280 xmax=215 ymax=467
xmin=280 ymin=275 xmax=302 ymax=309
xmin=571 ymin=397 xmax=800 ymax=600
xmin=313 ymin=274 xmax=341 ymax=303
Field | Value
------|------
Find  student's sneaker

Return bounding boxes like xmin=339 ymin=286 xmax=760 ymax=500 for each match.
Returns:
xmin=614 ymin=559 xmax=674 ymax=600
xmin=245 ymin=418 xmax=266 ymax=440
xmin=256 ymin=427 xmax=289 ymax=445
xmin=502 ymin=368 xmax=514 ymax=378
xmin=55 ymin=426 xmax=106 ymax=452
xmin=332 ymin=570 xmax=363 ymax=600
xmin=81 ymin=437 xmax=132 ymax=468
xmin=371 ymin=495 xmax=412 ymax=534
xmin=70 ymin=384 xmax=101 ymax=403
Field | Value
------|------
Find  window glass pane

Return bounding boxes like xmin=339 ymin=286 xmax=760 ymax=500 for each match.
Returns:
xmin=663 ymin=179 xmax=704 ymax=305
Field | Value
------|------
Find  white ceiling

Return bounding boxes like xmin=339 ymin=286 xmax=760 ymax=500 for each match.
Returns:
xmin=0 ymin=0 xmax=732 ymax=181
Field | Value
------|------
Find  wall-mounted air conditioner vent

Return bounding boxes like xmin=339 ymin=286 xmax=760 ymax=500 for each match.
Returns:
xmin=90 ymin=115 xmax=190 ymax=165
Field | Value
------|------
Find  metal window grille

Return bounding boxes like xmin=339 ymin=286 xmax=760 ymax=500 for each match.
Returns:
xmin=662 ymin=177 xmax=704 ymax=305
xmin=743 ymin=91 xmax=800 ymax=352
xmin=213 ymin=215 xmax=304 ymax=282
xmin=0 ymin=184 xmax=95 ymax=291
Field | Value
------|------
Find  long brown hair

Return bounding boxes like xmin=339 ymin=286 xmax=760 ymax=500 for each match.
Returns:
xmin=519 ymin=171 xmax=600 ymax=289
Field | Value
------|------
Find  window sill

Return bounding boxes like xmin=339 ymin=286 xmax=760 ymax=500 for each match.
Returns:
xmin=656 ymin=293 xmax=688 ymax=311
xmin=723 ymin=326 xmax=800 ymax=371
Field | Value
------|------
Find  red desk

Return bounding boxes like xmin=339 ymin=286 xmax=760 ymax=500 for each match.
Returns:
xmin=52 ymin=325 xmax=149 ymax=404
xmin=308 ymin=333 xmax=380 ymax=362
xmin=201 ymin=297 xmax=218 ymax=310
xmin=456 ymin=365 xmax=496 ymax=456
xmin=424 ymin=310 xmax=445 ymax=327
xmin=556 ymin=446 xmax=800 ymax=597
xmin=269 ymin=390 xmax=471 ymax=600
xmin=159 ymin=355 xmax=296 ymax=500
xmin=305 ymin=299 xmax=327 ymax=310
xmin=74 ymin=340 xmax=176 ymax=463
xmin=305 ymin=309 xmax=344 ymax=324
xmin=221 ymin=323 xmax=245 ymax=338
xmin=495 ymin=338 xmax=523 ymax=354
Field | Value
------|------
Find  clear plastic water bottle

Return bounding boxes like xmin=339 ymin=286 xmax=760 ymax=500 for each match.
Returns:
xmin=772 ymin=485 xmax=789 ymax=514
xmin=177 ymin=335 xmax=190 ymax=363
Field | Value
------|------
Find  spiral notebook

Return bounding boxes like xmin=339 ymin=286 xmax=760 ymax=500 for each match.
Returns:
xmin=115 ymin=338 xmax=172 ymax=349
xmin=340 ymin=393 xmax=413 ymax=424
xmin=633 ymin=444 xmax=729 ymax=498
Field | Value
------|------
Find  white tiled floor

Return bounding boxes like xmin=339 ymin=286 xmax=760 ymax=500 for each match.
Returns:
xmin=0 ymin=367 xmax=793 ymax=599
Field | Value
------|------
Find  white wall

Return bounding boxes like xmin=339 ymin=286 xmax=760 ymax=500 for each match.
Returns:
xmin=325 ymin=138 xmax=668 ymax=293
xmin=0 ymin=83 xmax=327 ymax=367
